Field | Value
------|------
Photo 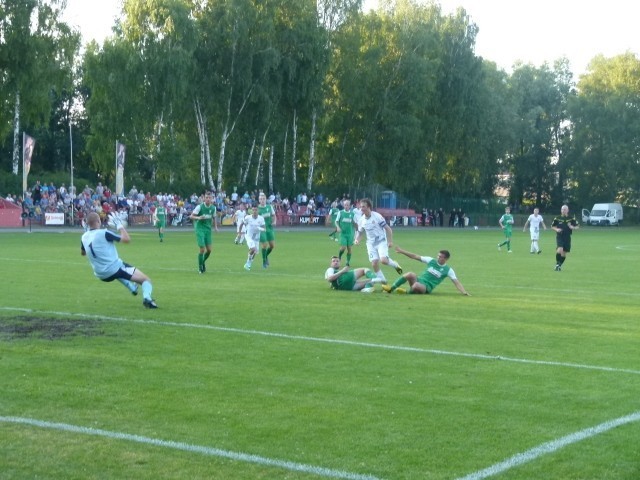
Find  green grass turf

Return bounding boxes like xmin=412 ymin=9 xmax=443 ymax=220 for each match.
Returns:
xmin=1 ymin=225 xmax=639 ymax=479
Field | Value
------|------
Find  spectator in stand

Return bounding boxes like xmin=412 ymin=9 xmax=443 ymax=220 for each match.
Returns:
xmin=438 ymin=208 xmax=444 ymax=227
xmin=32 ymin=181 xmax=42 ymax=205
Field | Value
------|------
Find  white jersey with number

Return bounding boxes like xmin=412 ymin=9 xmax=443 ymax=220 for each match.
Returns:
xmin=81 ymin=229 xmax=124 ymax=279
xmin=527 ymin=214 xmax=545 ymax=239
xmin=235 ymin=209 xmax=247 ymax=232
xmin=243 ymin=215 xmax=265 ymax=249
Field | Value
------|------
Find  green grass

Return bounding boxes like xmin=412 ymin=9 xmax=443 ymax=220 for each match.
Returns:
xmin=1 ymin=225 xmax=639 ymax=479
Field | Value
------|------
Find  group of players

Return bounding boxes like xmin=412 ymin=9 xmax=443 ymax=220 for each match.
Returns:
xmin=80 ymin=190 xmax=578 ymax=308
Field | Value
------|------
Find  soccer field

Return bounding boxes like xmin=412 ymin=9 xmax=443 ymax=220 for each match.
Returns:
xmin=1 ymin=226 xmax=639 ymax=479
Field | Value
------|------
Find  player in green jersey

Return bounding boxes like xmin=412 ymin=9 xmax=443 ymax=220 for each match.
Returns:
xmin=551 ymin=204 xmax=579 ymax=271
xmin=498 ymin=206 xmax=514 ymax=252
xmin=189 ymin=193 xmax=219 ymax=273
xmin=335 ymin=199 xmax=356 ymax=266
xmin=152 ymin=201 xmax=167 ymax=242
xmin=382 ymin=247 xmax=470 ymax=295
xmin=327 ymin=201 xmax=340 ymax=241
xmin=258 ymin=192 xmax=276 ymax=268
xmin=325 ymin=256 xmax=381 ymax=293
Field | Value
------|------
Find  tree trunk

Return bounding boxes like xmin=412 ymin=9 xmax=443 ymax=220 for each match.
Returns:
xmin=12 ymin=91 xmax=21 ymax=175
xmin=268 ymin=143 xmax=274 ymax=193
xmin=241 ymin=134 xmax=256 ymax=186
xmin=193 ymin=98 xmax=209 ymax=186
xmin=307 ymin=108 xmax=317 ymax=192
xmin=291 ymin=109 xmax=298 ymax=188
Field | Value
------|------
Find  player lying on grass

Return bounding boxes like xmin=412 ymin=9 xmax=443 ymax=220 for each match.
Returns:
xmin=382 ymin=247 xmax=470 ymax=296
xmin=80 ymin=212 xmax=158 ymax=308
xmin=324 ymin=256 xmax=383 ymax=293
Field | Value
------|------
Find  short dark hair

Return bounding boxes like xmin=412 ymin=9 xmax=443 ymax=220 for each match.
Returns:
xmin=439 ymin=250 xmax=450 ymax=259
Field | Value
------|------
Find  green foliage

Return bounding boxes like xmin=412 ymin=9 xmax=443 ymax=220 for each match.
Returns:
xmin=1 ymin=227 xmax=640 ymax=479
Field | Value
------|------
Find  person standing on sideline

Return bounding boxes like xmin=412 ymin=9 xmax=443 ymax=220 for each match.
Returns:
xmin=551 ymin=204 xmax=579 ymax=271
xmin=327 ymin=201 xmax=341 ymax=241
xmin=325 ymin=256 xmax=382 ymax=293
xmin=383 ymin=247 xmax=470 ymax=296
xmin=242 ymin=206 xmax=265 ymax=271
xmin=354 ymin=198 xmax=403 ymax=284
xmin=335 ymin=199 xmax=356 ymax=266
xmin=233 ymin=204 xmax=247 ymax=245
xmin=190 ymin=193 xmax=218 ymax=273
xmin=523 ymin=207 xmax=547 ymax=254
xmin=152 ymin=200 xmax=167 ymax=242
xmin=258 ymin=191 xmax=276 ymax=268
xmin=81 ymin=212 xmax=158 ymax=308
xmin=498 ymin=206 xmax=514 ymax=252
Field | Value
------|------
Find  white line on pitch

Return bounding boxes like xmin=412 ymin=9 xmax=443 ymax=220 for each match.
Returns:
xmin=0 ymin=416 xmax=380 ymax=480
xmin=2 ymin=307 xmax=639 ymax=376
xmin=456 ymin=411 xmax=640 ymax=480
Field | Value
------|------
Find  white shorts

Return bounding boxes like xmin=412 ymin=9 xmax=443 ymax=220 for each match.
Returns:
xmin=237 ymin=223 xmax=246 ymax=234
xmin=529 ymin=228 xmax=540 ymax=241
xmin=366 ymin=241 xmax=389 ymax=263
xmin=246 ymin=234 xmax=260 ymax=251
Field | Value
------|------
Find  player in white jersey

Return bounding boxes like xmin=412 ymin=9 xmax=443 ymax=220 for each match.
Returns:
xmin=242 ymin=206 xmax=266 ymax=270
xmin=81 ymin=212 xmax=157 ymax=308
xmin=233 ymin=205 xmax=247 ymax=244
xmin=353 ymin=198 xmax=403 ymax=283
xmin=522 ymin=207 xmax=547 ymax=254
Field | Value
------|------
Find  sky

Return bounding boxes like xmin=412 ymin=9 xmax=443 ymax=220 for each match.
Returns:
xmin=62 ymin=0 xmax=639 ymax=78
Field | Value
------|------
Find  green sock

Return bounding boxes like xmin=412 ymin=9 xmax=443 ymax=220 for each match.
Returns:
xmin=507 ymin=241 xmax=511 ymax=250
xmin=198 ymin=253 xmax=204 ymax=267
xmin=262 ymin=248 xmax=267 ymax=261
xmin=338 ymin=250 xmax=344 ymax=260
xmin=346 ymin=253 xmax=352 ymax=264
xmin=365 ymin=270 xmax=376 ymax=279
xmin=392 ymin=277 xmax=407 ymax=290
xmin=266 ymin=247 xmax=273 ymax=257
xmin=204 ymin=251 xmax=211 ymax=261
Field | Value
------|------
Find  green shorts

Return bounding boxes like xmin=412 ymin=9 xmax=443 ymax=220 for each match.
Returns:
xmin=260 ymin=228 xmax=275 ymax=243
xmin=335 ymin=271 xmax=356 ymax=291
xmin=196 ymin=228 xmax=212 ymax=248
xmin=339 ymin=232 xmax=354 ymax=247
xmin=155 ymin=219 xmax=166 ymax=228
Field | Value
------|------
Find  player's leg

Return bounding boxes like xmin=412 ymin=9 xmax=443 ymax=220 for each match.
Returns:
xmin=378 ymin=243 xmax=402 ymax=274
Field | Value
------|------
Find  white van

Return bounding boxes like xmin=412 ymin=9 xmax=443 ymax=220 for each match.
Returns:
xmin=582 ymin=203 xmax=623 ymax=226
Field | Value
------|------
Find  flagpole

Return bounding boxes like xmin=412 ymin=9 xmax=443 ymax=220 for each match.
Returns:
xmin=69 ymin=121 xmax=74 ymax=226
xmin=22 ymin=132 xmax=26 ymax=201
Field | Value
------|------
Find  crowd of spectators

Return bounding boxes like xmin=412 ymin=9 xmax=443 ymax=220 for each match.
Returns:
xmin=3 ymin=180 xmax=352 ymax=227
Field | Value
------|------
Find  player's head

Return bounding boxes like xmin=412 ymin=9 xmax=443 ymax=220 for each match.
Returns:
xmin=505 ymin=206 xmax=511 ymax=213
xmin=204 ymin=193 xmax=212 ymax=205
xmin=437 ymin=250 xmax=450 ymax=265
xmin=259 ymin=192 xmax=266 ymax=205
xmin=561 ymin=205 xmax=569 ymax=215
xmin=343 ymin=199 xmax=351 ymax=210
xmin=251 ymin=206 xmax=259 ymax=217
xmin=359 ymin=198 xmax=372 ymax=214
xmin=533 ymin=208 xmax=539 ymax=214
xmin=330 ymin=256 xmax=340 ymax=267
xmin=87 ymin=212 xmax=101 ymax=229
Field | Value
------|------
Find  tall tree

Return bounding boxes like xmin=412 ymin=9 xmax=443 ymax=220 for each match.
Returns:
xmin=568 ymin=53 xmax=640 ymax=207
xmin=0 ymin=0 xmax=79 ymax=175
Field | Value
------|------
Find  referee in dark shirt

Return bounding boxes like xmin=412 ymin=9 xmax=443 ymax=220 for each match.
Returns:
xmin=551 ymin=205 xmax=579 ymax=271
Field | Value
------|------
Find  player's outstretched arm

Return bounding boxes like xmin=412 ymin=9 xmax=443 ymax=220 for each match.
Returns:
xmin=452 ymin=279 xmax=470 ymax=296
xmin=394 ymin=246 xmax=421 ymax=261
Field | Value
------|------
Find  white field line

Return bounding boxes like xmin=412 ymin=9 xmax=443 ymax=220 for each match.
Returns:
xmin=456 ymin=411 xmax=640 ymax=480
xmin=2 ymin=306 xmax=640 ymax=376
xmin=0 ymin=416 xmax=380 ymax=480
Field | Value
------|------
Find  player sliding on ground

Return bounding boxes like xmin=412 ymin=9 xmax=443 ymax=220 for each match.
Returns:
xmin=81 ymin=212 xmax=158 ymax=308
xmin=325 ymin=256 xmax=383 ymax=293
xmin=382 ymin=246 xmax=470 ymax=296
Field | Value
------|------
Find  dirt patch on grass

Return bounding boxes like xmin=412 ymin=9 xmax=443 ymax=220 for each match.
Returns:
xmin=0 ymin=316 xmax=105 ymax=341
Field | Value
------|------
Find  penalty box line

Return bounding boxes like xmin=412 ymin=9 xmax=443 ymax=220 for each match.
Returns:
xmin=2 ymin=306 xmax=640 ymax=377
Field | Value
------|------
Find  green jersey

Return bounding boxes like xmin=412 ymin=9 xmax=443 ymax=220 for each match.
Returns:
xmin=336 ymin=209 xmax=355 ymax=236
xmin=194 ymin=203 xmax=216 ymax=230
xmin=258 ymin=204 xmax=275 ymax=230
xmin=417 ymin=257 xmax=454 ymax=293
xmin=325 ymin=267 xmax=356 ymax=291
xmin=329 ymin=207 xmax=340 ymax=223
xmin=500 ymin=213 xmax=514 ymax=234
xmin=155 ymin=206 xmax=166 ymax=226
